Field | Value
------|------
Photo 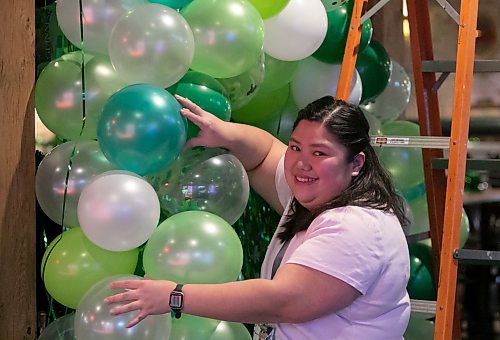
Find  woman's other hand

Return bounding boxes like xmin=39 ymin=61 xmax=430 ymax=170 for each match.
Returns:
xmin=104 ymin=279 xmax=176 ymax=328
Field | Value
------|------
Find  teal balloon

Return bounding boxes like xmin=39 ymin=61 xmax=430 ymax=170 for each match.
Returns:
xmin=404 ymin=317 xmax=434 ymax=339
xmin=97 ymin=84 xmax=186 ymax=175
xmin=210 ymin=321 xmax=251 ymax=340
xmin=314 ymin=0 xmax=373 ymax=64
xmin=143 ymin=211 xmax=244 ymax=284
xmin=148 ymin=0 xmax=192 ymax=9
xmin=169 ymin=70 xmax=227 ymax=96
xmin=175 ymin=83 xmax=231 ymax=139
xmin=407 ymin=243 xmax=436 ymax=300
xmin=147 ymin=147 xmax=249 ymax=224
xmin=170 ymin=315 xmax=220 ymax=339
xmin=356 ymin=40 xmax=392 ymax=103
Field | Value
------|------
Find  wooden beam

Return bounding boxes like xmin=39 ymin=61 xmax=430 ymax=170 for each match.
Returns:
xmin=0 ymin=0 xmax=36 ymax=338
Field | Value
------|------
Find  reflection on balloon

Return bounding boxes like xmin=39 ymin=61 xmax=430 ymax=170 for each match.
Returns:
xmin=78 ymin=171 xmax=160 ymax=251
xmin=97 ymin=84 xmax=186 ymax=175
xmin=56 ymin=0 xmax=145 ymax=54
xmin=210 ymin=321 xmax=252 ymax=340
xmin=217 ymin=52 xmax=266 ymax=110
xmin=75 ymin=275 xmax=171 ymax=340
xmin=182 ymin=0 xmax=264 ymax=78
xmin=109 ymin=4 xmax=194 ymax=87
xmin=147 ymin=147 xmax=249 ymax=224
xmin=360 ymin=61 xmax=411 ymax=123
xmin=38 ymin=313 xmax=75 ymax=340
xmin=143 ymin=211 xmax=243 ymax=284
xmin=42 ymin=228 xmax=138 ymax=308
xmin=291 ymin=58 xmax=362 ymax=109
xmin=264 ymin=0 xmax=328 ymax=61
xmin=36 ymin=141 xmax=117 ymax=228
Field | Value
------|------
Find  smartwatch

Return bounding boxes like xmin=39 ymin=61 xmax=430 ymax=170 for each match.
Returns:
xmin=169 ymin=283 xmax=184 ymax=319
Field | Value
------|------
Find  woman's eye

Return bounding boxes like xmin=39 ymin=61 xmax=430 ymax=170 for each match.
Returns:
xmin=313 ymin=151 xmax=325 ymax=156
xmin=290 ymin=145 xmax=300 ymax=151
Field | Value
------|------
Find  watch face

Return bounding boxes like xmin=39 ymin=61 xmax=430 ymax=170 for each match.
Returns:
xmin=169 ymin=291 xmax=184 ymax=309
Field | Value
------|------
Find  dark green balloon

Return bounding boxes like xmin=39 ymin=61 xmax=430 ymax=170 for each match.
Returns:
xmin=168 ymin=70 xmax=227 ymax=96
xmin=407 ymin=243 xmax=436 ymax=300
xmin=313 ymin=0 xmax=373 ymax=64
xmin=356 ymin=40 xmax=392 ymax=103
xmin=175 ymin=83 xmax=232 ymax=139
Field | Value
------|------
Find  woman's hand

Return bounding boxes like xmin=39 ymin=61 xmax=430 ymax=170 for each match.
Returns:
xmin=175 ymin=95 xmax=232 ymax=149
xmin=104 ymin=279 xmax=176 ymax=328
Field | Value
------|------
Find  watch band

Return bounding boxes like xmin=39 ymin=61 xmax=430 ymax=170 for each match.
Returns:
xmin=169 ymin=283 xmax=184 ymax=319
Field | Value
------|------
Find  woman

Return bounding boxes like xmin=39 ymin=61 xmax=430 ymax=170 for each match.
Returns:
xmin=105 ymin=96 xmax=411 ymax=339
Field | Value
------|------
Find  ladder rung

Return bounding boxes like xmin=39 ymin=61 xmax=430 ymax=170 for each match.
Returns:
xmin=406 ymin=231 xmax=431 ymax=243
xmin=422 ymin=60 xmax=500 ymax=73
xmin=370 ymin=136 xmax=450 ymax=149
xmin=453 ymin=249 xmax=500 ymax=265
xmin=410 ymin=299 xmax=436 ymax=317
xmin=432 ymin=158 xmax=500 ymax=171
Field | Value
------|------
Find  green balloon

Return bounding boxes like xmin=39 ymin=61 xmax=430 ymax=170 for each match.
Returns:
xmin=42 ymin=228 xmax=138 ymax=308
xmin=407 ymin=243 xmax=436 ymax=300
xmin=217 ymin=52 xmax=265 ymax=110
xmin=181 ymin=0 xmax=264 ymax=78
xmin=321 ymin=0 xmax=349 ymax=11
xmin=232 ymin=84 xmax=290 ymax=126
xmin=404 ymin=317 xmax=435 ymax=339
xmin=149 ymin=0 xmax=193 ymax=10
xmin=143 ymin=211 xmax=244 ymax=284
xmin=260 ymin=54 xmax=299 ymax=93
xmin=170 ymin=315 xmax=220 ymax=340
xmin=175 ymin=83 xmax=232 ymax=138
xmin=210 ymin=321 xmax=252 ymax=340
xmin=313 ymin=0 xmax=373 ymax=64
xmin=361 ymin=108 xmax=382 ymax=136
xmin=247 ymin=0 xmax=289 ymax=19
xmin=356 ymin=40 xmax=392 ymax=103
xmin=168 ymin=70 xmax=227 ymax=96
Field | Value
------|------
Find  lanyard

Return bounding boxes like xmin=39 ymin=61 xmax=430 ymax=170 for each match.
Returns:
xmin=270 ymin=239 xmax=291 ymax=279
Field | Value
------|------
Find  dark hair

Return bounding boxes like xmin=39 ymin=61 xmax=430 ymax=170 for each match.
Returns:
xmin=278 ymin=96 xmax=409 ymax=242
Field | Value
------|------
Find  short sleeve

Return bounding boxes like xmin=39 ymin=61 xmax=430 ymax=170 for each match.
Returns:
xmin=286 ymin=207 xmax=384 ymax=294
xmin=274 ymin=155 xmax=292 ymax=210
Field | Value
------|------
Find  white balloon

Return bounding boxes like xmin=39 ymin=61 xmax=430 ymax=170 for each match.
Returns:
xmin=360 ymin=61 xmax=412 ymax=123
xmin=77 ymin=171 xmax=160 ymax=251
xmin=263 ymin=0 xmax=328 ymax=61
xmin=291 ymin=58 xmax=362 ymax=109
xmin=109 ymin=4 xmax=195 ymax=87
xmin=56 ymin=0 xmax=146 ymax=54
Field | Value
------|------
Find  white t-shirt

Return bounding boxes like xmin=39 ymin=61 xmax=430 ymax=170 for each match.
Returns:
xmin=259 ymin=156 xmax=410 ymax=340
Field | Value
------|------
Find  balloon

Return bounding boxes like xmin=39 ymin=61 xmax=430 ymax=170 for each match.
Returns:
xmin=313 ymin=1 xmax=373 ymax=64
xmin=256 ymin=92 xmax=299 ymax=143
xmin=175 ymin=83 xmax=232 ymax=139
xmin=150 ymin=0 xmax=192 ymax=10
xmin=169 ymin=71 xmax=227 ymax=96
xmin=56 ymin=0 xmax=145 ymax=54
xmin=97 ymin=84 xmax=186 ymax=175
xmin=360 ymin=61 xmax=412 ymax=123
xmin=217 ymin=52 xmax=266 ymax=110
xmin=291 ymin=58 xmax=362 ymax=108
xmin=143 ymin=211 xmax=244 ymax=284
xmin=36 ymin=141 xmax=117 ymax=227
xmin=210 ymin=321 xmax=252 ymax=339
xmin=147 ymin=147 xmax=249 ymax=224
xmin=38 ymin=313 xmax=75 ymax=340
xmin=77 ymin=171 xmax=160 ymax=251
xmin=321 ymin=0 xmax=349 ymax=11
xmin=378 ymin=121 xmax=424 ymax=192
xmin=75 ymin=275 xmax=171 ymax=340
xmin=259 ymin=54 xmax=299 ymax=93
xmin=57 ymin=50 xmax=94 ymax=64
xmin=407 ymin=243 xmax=436 ymax=300
xmin=247 ymin=0 xmax=289 ymax=19
xmin=263 ymin=0 xmax=328 ymax=61
xmin=42 ymin=228 xmax=138 ymax=308
xmin=404 ymin=317 xmax=435 ymax=340
xmin=108 ymin=4 xmax=194 ymax=88
xmin=35 ymin=55 xmax=127 ymax=140
xmin=181 ymin=0 xmax=264 ymax=78
xmin=170 ymin=315 xmax=220 ymax=339
xmin=356 ymin=40 xmax=392 ymax=103
xmin=232 ymin=84 xmax=290 ymax=126
xmin=360 ymin=108 xmax=382 ymax=136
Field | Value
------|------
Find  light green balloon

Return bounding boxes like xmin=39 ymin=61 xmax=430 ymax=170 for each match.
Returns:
xmin=143 ymin=211 xmax=244 ymax=284
xmin=260 ymin=54 xmax=299 ymax=93
xmin=255 ymin=92 xmax=298 ymax=144
xmin=217 ymin=52 xmax=265 ymax=110
xmin=247 ymin=0 xmax=289 ymax=19
xmin=38 ymin=313 xmax=75 ymax=340
xmin=210 ymin=321 xmax=252 ymax=340
xmin=170 ymin=315 xmax=220 ymax=339
xmin=181 ymin=0 xmax=264 ymax=78
xmin=35 ymin=55 xmax=127 ymax=140
xmin=42 ymin=228 xmax=138 ymax=308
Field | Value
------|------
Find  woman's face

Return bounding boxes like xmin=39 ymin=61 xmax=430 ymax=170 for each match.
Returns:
xmin=284 ymin=120 xmax=364 ymax=211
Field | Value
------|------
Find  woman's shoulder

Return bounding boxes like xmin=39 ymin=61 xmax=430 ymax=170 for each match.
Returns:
xmin=315 ymin=205 xmax=397 ymax=225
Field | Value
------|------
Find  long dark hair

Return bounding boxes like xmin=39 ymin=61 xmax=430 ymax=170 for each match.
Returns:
xmin=278 ymin=96 xmax=409 ymax=242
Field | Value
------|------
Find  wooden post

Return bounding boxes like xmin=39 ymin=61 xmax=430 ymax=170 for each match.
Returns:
xmin=0 ymin=0 xmax=36 ymax=338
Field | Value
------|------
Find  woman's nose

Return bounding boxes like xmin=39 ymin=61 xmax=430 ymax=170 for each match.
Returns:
xmin=296 ymin=159 xmax=311 ymax=170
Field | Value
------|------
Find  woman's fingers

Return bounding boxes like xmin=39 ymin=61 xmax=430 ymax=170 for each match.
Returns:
xmin=104 ymin=291 xmax=136 ymax=304
xmin=181 ymin=108 xmax=205 ymax=127
xmin=126 ymin=312 xmax=148 ymax=328
xmin=109 ymin=301 xmax=142 ymax=316
xmin=175 ymin=95 xmax=204 ymax=114
xmin=109 ymin=280 xmax=142 ymax=290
